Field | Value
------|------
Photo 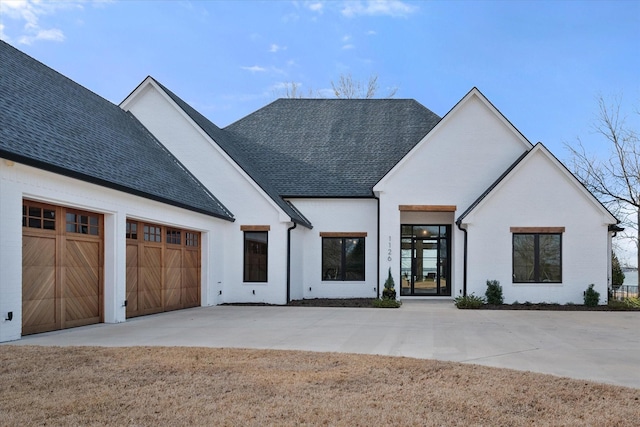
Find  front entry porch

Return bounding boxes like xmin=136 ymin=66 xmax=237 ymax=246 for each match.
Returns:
xmin=400 ymin=225 xmax=451 ymax=296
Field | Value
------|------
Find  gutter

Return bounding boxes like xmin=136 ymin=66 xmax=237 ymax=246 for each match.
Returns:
xmin=455 ymin=219 xmax=468 ymax=297
xmin=376 ymin=194 xmax=381 ymax=299
xmin=286 ymin=222 xmax=297 ymax=303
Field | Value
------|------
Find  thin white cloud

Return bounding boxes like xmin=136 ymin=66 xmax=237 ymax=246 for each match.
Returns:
xmin=19 ymin=28 xmax=65 ymax=45
xmin=341 ymin=0 xmax=418 ymax=18
xmin=241 ymin=65 xmax=268 ymax=73
xmin=307 ymin=2 xmax=324 ymax=13
xmin=0 ymin=0 xmax=108 ymax=45
xmin=342 ymin=34 xmax=354 ymax=50
xmin=366 ymin=30 xmax=377 ymax=35
xmin=269 ymin=44 xmax=287 ymax=53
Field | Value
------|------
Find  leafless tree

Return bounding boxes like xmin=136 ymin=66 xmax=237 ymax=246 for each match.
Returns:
xmin=276 ymin=82 xmax=317 ymax=99
xmin=278 ymin=74 xmax=397 ymax=99
xmin=565 ymin=95 xmax=639 ymax=285
xmin=331 ymin=73 xmax=397 ymax=99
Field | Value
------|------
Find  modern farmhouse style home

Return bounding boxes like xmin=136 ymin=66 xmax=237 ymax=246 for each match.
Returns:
xmin=0 ymin=41 xmax=619 ymax=342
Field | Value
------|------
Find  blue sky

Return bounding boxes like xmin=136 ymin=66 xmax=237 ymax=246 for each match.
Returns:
xmin=1 ymin=0 xmax=639 ymax=265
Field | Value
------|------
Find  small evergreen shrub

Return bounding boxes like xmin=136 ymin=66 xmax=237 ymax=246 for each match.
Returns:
xmin=584 ymin=284 xmax=600 ymax=307
xmin=382 ymin=268 xmax=397 ymax=300
xmin=485 ymin=280 xmax=503 ymax=305
xmin=454 ymin=294 xmax=485 ymax=309
xmin=611 ymin=251 xmax=625 ymax=288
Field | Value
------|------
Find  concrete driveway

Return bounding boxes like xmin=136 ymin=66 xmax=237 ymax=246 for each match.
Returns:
xmin=6 ymin=300 xmax=640 ymax=389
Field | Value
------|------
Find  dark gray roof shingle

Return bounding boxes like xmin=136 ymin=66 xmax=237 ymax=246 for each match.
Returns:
xmin=152 ymin=79 xmax=312 ymax=228
xmin=225 ymin=99 xmax=441 ymax=197
xmin=0 ymin=41 xmax=233 ymax=220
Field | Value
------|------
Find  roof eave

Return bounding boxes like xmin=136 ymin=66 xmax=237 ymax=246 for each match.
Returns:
xmin=1 ymin=152 xmax=235 ymax=221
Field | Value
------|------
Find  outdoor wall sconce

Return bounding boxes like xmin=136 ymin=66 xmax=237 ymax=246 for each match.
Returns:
xmin=122 ymin=300 xmax=127 ymax=307
xmin=219 ymin=290 xmax=222 ymax=295
xmin=252 ymin=290 xmax=255 ymax=295
xmin=5 ymin=312 xmax=12 ymax=321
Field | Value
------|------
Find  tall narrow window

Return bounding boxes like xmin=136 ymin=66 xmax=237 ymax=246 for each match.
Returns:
xmin=513 ymin=233 xmax=562 ymax=283
xmin=322 ymin=236 xmax=365 ymax=281
xmin=244 ymin=231 xmax=268 ymax=282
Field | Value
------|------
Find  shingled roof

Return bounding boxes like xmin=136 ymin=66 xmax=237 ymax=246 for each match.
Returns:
xmin=0 ymin=41 xmax=233 ymax=220
xmin=151 ymin=79 xmax=312 ymax=228
xmin=225 ymin=99 xmax=442 ymax=197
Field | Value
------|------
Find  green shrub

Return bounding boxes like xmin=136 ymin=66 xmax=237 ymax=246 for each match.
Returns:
xmin=611 ymin=251 xmax=625 ymax=288
xmin=584 ymin=284 xmax=600 ymax=307
xmin=382 ymin=268 xmax=397 ymax=300
xmin=454 ymin=294 xmax=485 ymax=309
xmin=485 ymin=280 xmax=503 ymax=305
xmin=372 ymin=298 xmax=402 ymax=308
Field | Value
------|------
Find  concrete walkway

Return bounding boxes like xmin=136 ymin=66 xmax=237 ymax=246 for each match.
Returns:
xmin=5 ymin=300 xmax=640 ymax=389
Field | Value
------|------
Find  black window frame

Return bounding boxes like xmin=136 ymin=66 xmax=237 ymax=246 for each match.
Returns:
xmin=244 ymin=231 xmax=268 ymax=282
xmin=321 ymin=236 xmax=366 ymax=282
xmin=512 ymin=233 xmax=562 ymax=283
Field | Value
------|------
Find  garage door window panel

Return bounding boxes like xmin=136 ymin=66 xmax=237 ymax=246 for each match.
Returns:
xmin=66 ymin=212 xmax=99 ymax=235
xmin=23 ymin=203 xmax=56 ymax=230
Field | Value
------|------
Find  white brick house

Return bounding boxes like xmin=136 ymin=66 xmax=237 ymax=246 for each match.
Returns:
xmin=0 ymin=41 xmax=619 ymax=342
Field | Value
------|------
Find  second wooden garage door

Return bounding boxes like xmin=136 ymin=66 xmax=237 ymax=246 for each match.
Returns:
xmin=125 ymin=220 xmax=201 ymax=318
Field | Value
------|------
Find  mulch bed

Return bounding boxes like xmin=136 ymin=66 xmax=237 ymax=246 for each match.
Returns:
xmin=231 ymin=298 xmax=640 ymax=310
xmin=481 ymin=303 xmax=640 ymax=311
xmin=287 ymin=298 xmax=375 ymax=307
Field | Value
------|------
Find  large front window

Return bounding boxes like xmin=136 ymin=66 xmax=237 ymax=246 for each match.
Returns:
xmin=244 ymin=231 xmax=268 ymax=282
xmin=513 ymin=233 xmax=562 ymax=283
xmin=322 ymin=237 xmax=365 ymax=281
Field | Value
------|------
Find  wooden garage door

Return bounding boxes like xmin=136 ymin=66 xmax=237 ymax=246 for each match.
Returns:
xmin=125 ymin=221 xmax=201 ymax=318
xmin=22 ymin=201 xmax=103 ymax=335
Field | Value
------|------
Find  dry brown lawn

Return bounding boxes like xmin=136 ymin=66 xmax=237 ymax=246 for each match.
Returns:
xmin=1 ymin=346 xmax=638 ymax=426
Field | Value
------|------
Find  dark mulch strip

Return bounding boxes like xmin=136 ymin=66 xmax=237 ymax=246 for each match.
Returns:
xmin=228 ymin=299 xmax=640 ymax=310
xmin=479 ymin=303 xmax=640 ymax=311
xmin=288 ymin=298 xmax=376 ymax=308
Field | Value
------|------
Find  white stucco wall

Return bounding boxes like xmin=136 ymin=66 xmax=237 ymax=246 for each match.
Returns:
xmin=0 ymin=160 xmax=228 ymax=342
xmin=289 ymin=199 xmax=379 ymax=299
xmin=374 ymin=91 xmax=531 ymax=299
xmin=123 ymin=82 xmax=293 ymax=304
xmin=462 ymin=148 xmax=614 ymax=304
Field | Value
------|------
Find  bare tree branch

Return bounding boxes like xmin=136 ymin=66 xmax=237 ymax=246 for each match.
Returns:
xmin=565 ymin=94 xmax=639 ymax=279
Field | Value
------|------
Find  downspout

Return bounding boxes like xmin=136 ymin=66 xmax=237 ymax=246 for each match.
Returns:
xmin=456 ymin=219 xmax=467 ymax=297
xmin=286 ymin=222 xmax=297 ymax=304
xmin=375 ymin=194 xmax=381 ymax=299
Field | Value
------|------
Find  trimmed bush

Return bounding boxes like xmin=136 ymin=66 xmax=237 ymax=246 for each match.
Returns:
xmin=454 ymin=294 xmax=485 ymax=309
xmin=584 ymin=284 xmax=600 ymax=307
xmin=382 ymin=268 xmax=397 ymax=300
xmin=373 ymin=298 xmax=402 ymax=308
xmin=485 ymin=280 xmax=503 ymax=305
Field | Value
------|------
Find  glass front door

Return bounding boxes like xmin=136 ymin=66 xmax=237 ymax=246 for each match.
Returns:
xmin=400 ymin=225 xmax=450 ymax=296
